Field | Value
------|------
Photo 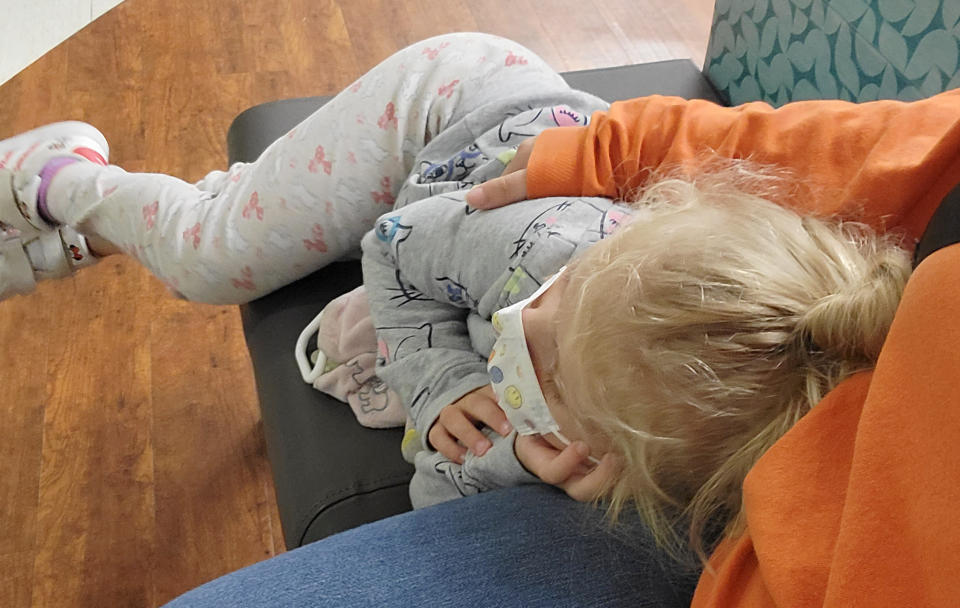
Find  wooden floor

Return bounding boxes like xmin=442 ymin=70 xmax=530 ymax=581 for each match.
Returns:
xmin=0 ymin=0 xmax=714 ymax=605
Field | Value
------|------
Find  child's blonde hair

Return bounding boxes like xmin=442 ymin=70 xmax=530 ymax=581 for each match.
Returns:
xmin=553 ymin=163 xmax=911 ymax=562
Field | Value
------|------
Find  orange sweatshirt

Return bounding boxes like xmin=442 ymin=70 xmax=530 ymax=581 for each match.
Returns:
xmin=528 ymin=90 xmax=960 ymax=241
xmin=526 ymin=89 xmax=960 ymax=607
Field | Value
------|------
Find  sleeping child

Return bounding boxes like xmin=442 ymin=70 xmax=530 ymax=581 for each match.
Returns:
xmin=306 ymin=159 xmax=910 ymax=560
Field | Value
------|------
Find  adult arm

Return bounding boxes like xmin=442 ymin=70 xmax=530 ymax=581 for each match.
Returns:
xmin=475 ymin=90 xmax=960 ymax=241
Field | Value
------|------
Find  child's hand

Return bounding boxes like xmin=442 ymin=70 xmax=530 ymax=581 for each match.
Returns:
xmin=465 ymin=137 xmax=534 ymax=209
xmin=514 ymin=433 xmax=620 ymax=502
xmin=428 ymin=385 xmax=512 ymax=464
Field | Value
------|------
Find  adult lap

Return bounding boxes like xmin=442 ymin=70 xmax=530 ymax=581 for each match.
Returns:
xmin=164 ymin=485 xmax=699 ymax=608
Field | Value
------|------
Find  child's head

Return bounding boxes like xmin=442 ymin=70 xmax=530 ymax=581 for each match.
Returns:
xmin=544 ymin=167 xmax=911 ymax=560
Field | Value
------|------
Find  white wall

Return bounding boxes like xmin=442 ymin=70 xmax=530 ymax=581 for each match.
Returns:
xmin=0 ymin=0 xmax=125 ymax=86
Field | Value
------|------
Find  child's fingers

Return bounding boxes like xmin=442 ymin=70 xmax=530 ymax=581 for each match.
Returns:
xmin=436 ymin=407 xmax=492 ymax=457
xmin=563 ymin=453 xmax=621 ymax=503
xmin=427 ymin=425 xmax=467 ymax=464
xmin=463 ymin=388 xmax=512 ymax=436
xmin=512 ymin=434 xmax=561 ymax=479
xmin=534 ymin=440 xmax=592 ymax=486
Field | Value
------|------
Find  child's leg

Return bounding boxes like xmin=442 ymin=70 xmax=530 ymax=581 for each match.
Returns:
xmin=40 ymin=33 xmax=575 ymax=304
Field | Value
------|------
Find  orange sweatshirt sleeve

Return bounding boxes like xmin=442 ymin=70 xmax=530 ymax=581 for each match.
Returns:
xmin=691 ymin=242 xmax=960 ymax=608
xmin=526 ymin=89 xmax=960 ymax=241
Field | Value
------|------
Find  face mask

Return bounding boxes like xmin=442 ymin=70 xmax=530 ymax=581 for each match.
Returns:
xmin=488 ymin=268 xmax=598 ymax=464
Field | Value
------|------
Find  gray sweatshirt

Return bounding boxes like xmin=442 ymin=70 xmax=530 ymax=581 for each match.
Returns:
xmin=358 ymin=86 xmax=627 ymax=507
xmin=361 ymin=188 xmax=631 ymax=508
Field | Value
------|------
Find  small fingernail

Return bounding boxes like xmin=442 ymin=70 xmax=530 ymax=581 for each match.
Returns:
xmin=575 ymin=442 xmax=590 ymax=457
xmin=500 ymin=422 xmax=512 ymax=436
xmin=466 ymin=186 xmax=487 ymax=208
xmin=475 ymin=441 xmax=490 ymax=456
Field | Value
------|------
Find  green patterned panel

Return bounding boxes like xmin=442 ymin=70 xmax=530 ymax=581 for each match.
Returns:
xmin=705 ymin=0 xmax=960 ymax=105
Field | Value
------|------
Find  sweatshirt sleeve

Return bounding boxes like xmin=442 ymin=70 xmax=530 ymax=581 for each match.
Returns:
xmin=526 ymin=89 xmax=960 ymax=241
xmin=409 ymin=430 xmax=540 ymax=509
xmin=361 ymin=223 xmax=493 ymax=447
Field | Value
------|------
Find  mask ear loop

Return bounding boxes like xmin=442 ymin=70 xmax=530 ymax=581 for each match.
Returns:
xmin=294 ymin=309 xmax=328 ymax=384
xmin=551 ymin=431 xmax=602 ymax=466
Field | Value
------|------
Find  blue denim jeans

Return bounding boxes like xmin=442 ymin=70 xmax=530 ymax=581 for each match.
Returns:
xmin=164 ymin=485 xmax=699 ymax=607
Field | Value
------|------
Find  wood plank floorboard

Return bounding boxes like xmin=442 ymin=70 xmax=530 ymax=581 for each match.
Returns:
xmin=0 ymin=0 xmax=714 ymax=605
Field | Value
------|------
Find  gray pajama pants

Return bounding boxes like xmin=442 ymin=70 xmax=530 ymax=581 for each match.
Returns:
xmin=47 ymin=33 xmax=607 ymax=303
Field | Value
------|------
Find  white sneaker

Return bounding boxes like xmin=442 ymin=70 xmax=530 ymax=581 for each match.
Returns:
xmin=0 ymin=226 xmax=99 ymax=300
xmin=0 ymin=121 xmax=108 ymax=239
xmin=0 ymin=229 xmax=35 ymax=299
xmin=24 ymin=226 xmax=97 ymax=278
xmin=0 ymin=122 xmax=109 ymax=300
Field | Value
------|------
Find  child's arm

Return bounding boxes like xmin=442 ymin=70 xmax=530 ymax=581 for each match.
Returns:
xmin=409 ymin=430 xmax=540 ymax=509
xmin=361 ymin=231 xmax=497 ymax=459
xmin=359 ymin=198 xmax=522 ymax=462
xmin=362 ymin=192 xmax=623 ymax=476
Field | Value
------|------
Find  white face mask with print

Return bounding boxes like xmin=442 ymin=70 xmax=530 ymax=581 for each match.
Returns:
xmin=488 ymin=268 xmax=599 ymax=464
